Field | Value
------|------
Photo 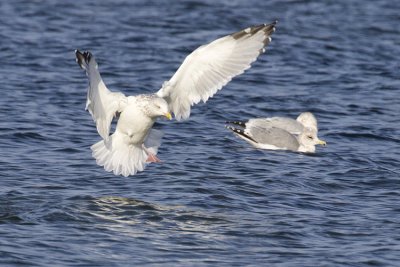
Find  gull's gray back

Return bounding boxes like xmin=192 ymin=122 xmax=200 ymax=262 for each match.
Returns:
xmin=247 ymin=117 xmax=304 ymax=135
xmin=247 ymin=126 xmax=300 ymax=151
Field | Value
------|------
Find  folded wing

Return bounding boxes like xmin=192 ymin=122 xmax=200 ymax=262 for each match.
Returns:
xmin=156 ymin=22 xmax=277 ymax=121
xmin=75 ymin=50 xmax=127 ymax=140
xmin=247 ymin=117 xmax=304 ymax=135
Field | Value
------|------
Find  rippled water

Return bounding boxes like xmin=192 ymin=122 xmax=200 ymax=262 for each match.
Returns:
xmin=1 ymin=0 xmax=399 ymax=266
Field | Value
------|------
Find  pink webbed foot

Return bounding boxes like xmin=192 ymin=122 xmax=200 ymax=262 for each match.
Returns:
xmin=142 ymin=144 xmax=162 ymax=163
xmin=146 ymin=152 xmax=162 ymax=163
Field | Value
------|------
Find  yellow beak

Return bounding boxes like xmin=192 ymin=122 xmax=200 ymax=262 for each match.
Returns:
xmin=165 ymin=112 xmax=172 ymax=120
xmin=317 ymin=139 xmax=327 ymax=146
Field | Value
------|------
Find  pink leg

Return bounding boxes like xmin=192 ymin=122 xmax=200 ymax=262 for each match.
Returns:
xmin=142 ymin=145 xmax=162 ymax=163
xmin=146 ymin=152 xmax=161 ymax=163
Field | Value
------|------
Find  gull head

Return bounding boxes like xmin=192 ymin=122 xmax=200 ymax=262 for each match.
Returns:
xmin=298 ymin=128 xmax=326 ymax=153
xmin=148 ymin=97 xmax=172 ymax=120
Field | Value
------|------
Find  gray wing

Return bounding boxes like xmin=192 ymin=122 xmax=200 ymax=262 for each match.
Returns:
xmin=247 ymin=117 xmax=304 ymax=135
xmin=247 ymin=126 xmax=300 ymax=151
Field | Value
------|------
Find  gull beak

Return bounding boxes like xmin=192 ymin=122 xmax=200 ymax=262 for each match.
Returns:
xmin=165 ymin=112 xmax=172 ymax=120
xmin=317 ymin=139 xmax=327 ymax=146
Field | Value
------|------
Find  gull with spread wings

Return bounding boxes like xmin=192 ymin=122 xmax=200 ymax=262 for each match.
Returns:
xmin=75 ymin=21 xmax=277 ymax=176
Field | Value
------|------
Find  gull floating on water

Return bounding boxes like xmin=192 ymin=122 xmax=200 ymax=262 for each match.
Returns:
xmin=76 ymin=21 xmax=277 ymax=176
xmin=226 ymin=112 xmax=326 ymax=153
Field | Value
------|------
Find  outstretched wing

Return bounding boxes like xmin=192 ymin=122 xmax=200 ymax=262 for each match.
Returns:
xmin=156 ymin=21 xmax=277 ymax=121
xmin=75 ymin=50 xmax=127 ymax=140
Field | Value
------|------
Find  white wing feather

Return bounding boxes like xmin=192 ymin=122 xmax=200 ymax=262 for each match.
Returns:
xmin=76 ymin=50 xmax=127 ymax=140
xmin=156 ymin=22 xmax=276 ymax=121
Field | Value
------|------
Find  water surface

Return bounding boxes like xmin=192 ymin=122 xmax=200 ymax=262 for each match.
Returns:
xmin=0 ymin=0 xmax=399 ymax=266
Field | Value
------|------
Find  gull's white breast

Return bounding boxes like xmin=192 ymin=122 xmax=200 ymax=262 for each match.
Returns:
xmin=116 ymin=97 xmax=155 ymax=145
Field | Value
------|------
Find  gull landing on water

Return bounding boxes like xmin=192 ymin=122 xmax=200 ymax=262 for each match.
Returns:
xmin=75 ymin=21 xmax=277 ymax=176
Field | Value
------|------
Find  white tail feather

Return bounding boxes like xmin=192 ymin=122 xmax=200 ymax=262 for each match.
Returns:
xmin=91 ymin=132 xmax=148 ymax=177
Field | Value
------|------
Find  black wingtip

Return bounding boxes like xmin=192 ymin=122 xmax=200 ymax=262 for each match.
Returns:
xmin=226 ymin=121 xmax=247 ymax=127
xmin=262 ymin=20 xmax=278 ymax=29
xmin=231 ymin=21 xmax=277 ymax=48
xmin=225 ymin=125 xmax=258 ymax=143
xmin=75 ymin=49 xmax=92 ymax=69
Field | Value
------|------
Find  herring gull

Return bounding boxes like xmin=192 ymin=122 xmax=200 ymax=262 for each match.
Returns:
xmin=226 ymin=112 xmax=326 ymax=153
xmin=75 ymin=21 xmax=277 ymax=176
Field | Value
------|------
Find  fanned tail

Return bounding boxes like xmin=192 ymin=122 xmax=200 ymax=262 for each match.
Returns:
xmin=90 ymin=129 xmax=164 ymax=176
xmin=91 ymin=132 xmax=147 ymax=177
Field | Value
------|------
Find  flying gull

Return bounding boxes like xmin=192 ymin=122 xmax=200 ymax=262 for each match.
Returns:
xmin=76 ymin=21 xmax=277 ymax=176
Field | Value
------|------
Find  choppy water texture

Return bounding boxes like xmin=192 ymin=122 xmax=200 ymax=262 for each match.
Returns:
xmin=1 ymin=0 xmax=400 ymax=266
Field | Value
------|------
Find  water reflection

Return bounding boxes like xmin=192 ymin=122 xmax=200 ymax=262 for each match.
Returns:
xmin=88 ymin=196 xmax=231 ymax=239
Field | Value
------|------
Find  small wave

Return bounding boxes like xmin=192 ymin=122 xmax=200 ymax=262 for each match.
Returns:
xmin=13 ymin=132 xmax=46 ymax=141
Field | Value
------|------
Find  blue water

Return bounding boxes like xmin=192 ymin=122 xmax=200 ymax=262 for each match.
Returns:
xmin=1 ymin=0 xmax=399 ymax=266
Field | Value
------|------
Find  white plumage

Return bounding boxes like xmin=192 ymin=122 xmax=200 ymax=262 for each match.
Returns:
xmin=76 ymin=22 xmax=277 ymax=176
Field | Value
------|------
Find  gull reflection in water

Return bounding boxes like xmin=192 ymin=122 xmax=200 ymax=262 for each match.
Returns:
xmin=87 ymin=196 xmax=231 ymax=240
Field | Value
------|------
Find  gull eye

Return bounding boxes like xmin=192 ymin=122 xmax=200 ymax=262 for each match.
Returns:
xmin=307 ymin=135 xmax=313 ymax=140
